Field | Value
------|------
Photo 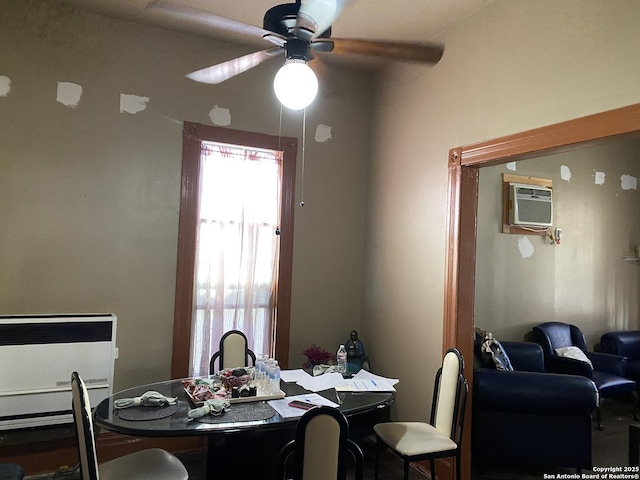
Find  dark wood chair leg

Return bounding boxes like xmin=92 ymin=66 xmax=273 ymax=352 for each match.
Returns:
xmin=403 ymin=458 xmax=410 ymax=480
xmin=430 ymin=459 xmax=436 ymax=480
xmin=632 ymin=390 xmax=639 ymax=421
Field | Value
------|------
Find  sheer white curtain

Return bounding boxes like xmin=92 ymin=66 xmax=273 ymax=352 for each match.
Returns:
xmin=189 ymin=141 xmax=282 ymax=377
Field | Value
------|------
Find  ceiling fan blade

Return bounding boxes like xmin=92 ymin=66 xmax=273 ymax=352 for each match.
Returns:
xmin=263 ymin=33 xmax=288 ymax=47
xmin=187 ymin=48 xmax=282 ymax=85
xmin=329 ymin=38 xmax=444 ymax=64
xmin=146 ymin=0 xmax=270 ymax=41
xmin=310 ymin=39 xmax=334 ymax=53
xmin=296 ymin=0 xmax=347 ymax=40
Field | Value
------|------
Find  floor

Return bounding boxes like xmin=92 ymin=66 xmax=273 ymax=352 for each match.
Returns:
xmin=22 ymin=398 xmax=636 ymax=480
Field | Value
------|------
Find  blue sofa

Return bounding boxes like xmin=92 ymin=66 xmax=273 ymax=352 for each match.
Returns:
xmin=600 ymin=330 xmax=640 ymax=383
xmin=473 ymin=341 xmax=598 ymax=471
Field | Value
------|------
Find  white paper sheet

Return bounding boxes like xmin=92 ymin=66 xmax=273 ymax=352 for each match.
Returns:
xmin=268 ymin=393 xmax=339 ymax=418
xmin=295 ymin=372 xmax=346 ymax=392
xmin=280 ymin=369 xmax=313 ymax=383
xmin=352 ymin=369 xmax=399 ymax=385
xmin=334 ymin=370 xmax=399 ymax=392
xmin=335 ymin=378 xmax=396 ymax=392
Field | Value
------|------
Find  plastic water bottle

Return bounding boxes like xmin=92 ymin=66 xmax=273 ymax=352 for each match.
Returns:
xmin=337 ymin=344 xmax=347 ymax=374
xmin=255 ymin=354 xmax=265 ymax=389
xmin=264 ymin=357 xmax=274 ymax=391
xmin=271 ymin=360 xmax=281 ymax=395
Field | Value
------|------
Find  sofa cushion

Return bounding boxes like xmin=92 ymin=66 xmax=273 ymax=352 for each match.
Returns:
xmin=556 ymin=346 xmax=593 ymax=369
xmin=592 ymin=370 xmax=637 ymax=397
xmin=500 ymin=341 xmax=545 ymax=372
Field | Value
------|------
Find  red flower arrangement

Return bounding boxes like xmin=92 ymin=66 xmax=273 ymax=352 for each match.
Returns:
xmin=302 ymin=344 xmax=335 ymax=368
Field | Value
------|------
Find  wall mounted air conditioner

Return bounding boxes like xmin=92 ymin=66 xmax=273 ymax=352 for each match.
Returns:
xmin=508 ymin=183 xmax=553 ymax=227
xmin=0 ymin=313 xmax=117 ymax=430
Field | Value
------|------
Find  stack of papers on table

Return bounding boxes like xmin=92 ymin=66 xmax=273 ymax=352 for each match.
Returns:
xmin=280 ymin=368 xmax=398 ymax=393
xmin=268 ymin=393 xmax=339 ymax=418
xmin=335 ymin=370 xmax=398 ymax=392
xmin=280 ymin=369 xmax=313 ymax=383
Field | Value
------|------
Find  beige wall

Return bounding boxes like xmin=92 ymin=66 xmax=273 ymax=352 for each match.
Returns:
xmin=475 ymin=141 xmax=640 ymax=349
xmin=0 ymin=1 xmax=372 ymax=390
xmin=365 ymin=0 xmax=640 ymax=421
xmin=5 ymin=0 xmax=640 ymax=424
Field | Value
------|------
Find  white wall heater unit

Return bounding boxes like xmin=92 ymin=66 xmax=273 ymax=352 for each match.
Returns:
xmin=508 ymin=183 xmax=553 ymax=227
xmin=0 ymin=314 xmax=117 ymax=431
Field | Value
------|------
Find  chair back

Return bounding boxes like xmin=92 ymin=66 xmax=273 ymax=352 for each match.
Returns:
xmin=276 ymin=406 xmax=363 ymax=480
xmin=431 ymin=348 xmax=467 ymax=443
xmin=601 ymin=331 xmax=640 ymax=360
xmin=71 ymin=371 xmax=99 ymax=480
xmin=209 ymin=330 xmax=257 ymax=373
xmin=532 ymin=322 xmax=588 ymax=355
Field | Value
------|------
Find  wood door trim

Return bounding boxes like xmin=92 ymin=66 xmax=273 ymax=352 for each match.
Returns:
xmin=443 ymin=102 xmax=640 ymax=479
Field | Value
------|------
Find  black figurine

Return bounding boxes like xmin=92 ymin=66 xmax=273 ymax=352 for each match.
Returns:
xmin=345 ymin=330 xmax=368 ymax=373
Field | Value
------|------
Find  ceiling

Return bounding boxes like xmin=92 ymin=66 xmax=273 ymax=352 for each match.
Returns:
xmin=63 ymin=0 xmax=495 ymax=55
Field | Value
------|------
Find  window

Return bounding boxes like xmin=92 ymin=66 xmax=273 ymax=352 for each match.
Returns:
xmin=171 ymin=122 xmax=297 ymax=377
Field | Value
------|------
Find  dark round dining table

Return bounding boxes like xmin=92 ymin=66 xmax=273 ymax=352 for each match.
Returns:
xmin=94 ymin=376 xmax=394 ymax=479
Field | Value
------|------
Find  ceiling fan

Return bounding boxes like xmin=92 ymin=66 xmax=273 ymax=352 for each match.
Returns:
xmin=148 ymin=0 xmax=444 ymax=109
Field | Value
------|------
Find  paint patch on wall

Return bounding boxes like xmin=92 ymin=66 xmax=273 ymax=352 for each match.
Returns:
xmin=560 ymin=165 xmax=571 ymax=182
xmin=56 ymin=81 xmax=82 ymax=108
xmin=0 ymin=75 xmax=10 ymax=97
xmin=621 ymin=174 xmax=638 ymax=191
xmin=209 ymin=106 xmax=231 ymax=126
xmin=120 ymin=93 xmax=149 ymax=114
xmin=594 ymin=171 xmax=605 ymax=185
xmin=517 ymin=236 xmax=534 ymax=258
xmin=315 ymin=124 xmax=332 ymax=143
xmin=506 ymin=162 xmax=517 ymax=171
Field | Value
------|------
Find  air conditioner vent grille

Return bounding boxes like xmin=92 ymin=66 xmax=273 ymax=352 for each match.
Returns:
xmin=509 ymin=183 xmax=553 ymax=227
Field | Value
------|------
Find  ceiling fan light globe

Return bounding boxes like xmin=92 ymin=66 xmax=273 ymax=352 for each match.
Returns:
xmin=273 ymin=59 xmax=318 ymax=110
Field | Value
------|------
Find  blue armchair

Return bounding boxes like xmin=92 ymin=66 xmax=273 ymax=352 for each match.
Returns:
xmin=532 ymin=321 xmax=638 ymax=430
xmin=473 ymin=340 xmax=598 ymax=471
xmin=600 ymin=330 xmax=640 ymax=383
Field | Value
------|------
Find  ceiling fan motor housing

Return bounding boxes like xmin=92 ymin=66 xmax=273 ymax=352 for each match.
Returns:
xmin=264 ymin=2 xmax=332 ymax=40
xmin=285 ymin=38 xmax=311 ymax=61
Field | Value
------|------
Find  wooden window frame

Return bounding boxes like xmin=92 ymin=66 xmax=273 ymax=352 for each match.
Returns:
xmin=171 ymin=122 xmax=297 ymax=378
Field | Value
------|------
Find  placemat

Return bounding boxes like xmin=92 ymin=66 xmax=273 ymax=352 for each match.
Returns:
xmin=194 ymin=402 xmax=276 ymax=424
xmin=116 ymin=404 xmax=178 ymax=421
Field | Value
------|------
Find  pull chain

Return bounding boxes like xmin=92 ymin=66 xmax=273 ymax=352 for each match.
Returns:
xmin=300 ymin=107 xmax=306 ymax=207
xmin=277 ymin=103 xmax=283 ymax=152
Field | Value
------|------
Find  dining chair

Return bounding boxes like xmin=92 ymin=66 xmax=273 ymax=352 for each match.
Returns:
xmin=209 ymin=329 xmax=257 ymax=373
xmin=373 ymin=347 xmax=468 ymax=480
xmin=71 ymin=371 xmax=189 ymax=480
xmin=275 ymin=406 xmax=364 ymax=480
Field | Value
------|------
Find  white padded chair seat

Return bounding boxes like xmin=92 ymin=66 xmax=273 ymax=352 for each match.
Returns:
xmin=99 ymin=448 xmax=189 ymax=480
xmin=374 ymin=422 xmax=457 ymax=457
